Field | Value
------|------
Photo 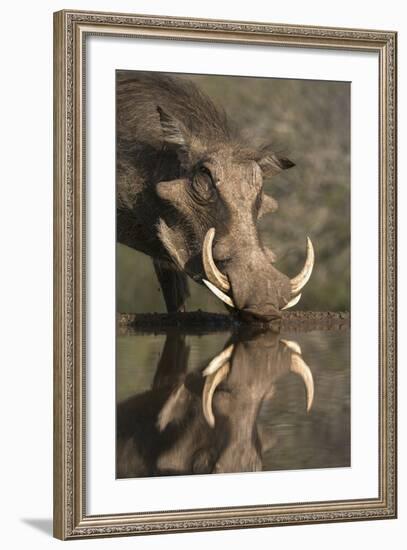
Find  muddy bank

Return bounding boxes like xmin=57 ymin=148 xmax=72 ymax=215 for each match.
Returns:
xmin=118 ymin=310 xmax=349 ymax=335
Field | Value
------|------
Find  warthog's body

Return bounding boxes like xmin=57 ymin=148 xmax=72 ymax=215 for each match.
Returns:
xmin=117 ymin=72 xmax=314 ymax=320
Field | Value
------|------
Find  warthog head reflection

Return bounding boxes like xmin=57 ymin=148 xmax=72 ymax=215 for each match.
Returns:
xmin=117 ymin=330 xmax=314 ymax=478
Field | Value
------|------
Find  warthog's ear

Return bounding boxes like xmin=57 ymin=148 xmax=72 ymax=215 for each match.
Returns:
xmin=258 ymin=153 xmax=295 ymax=177
xmin=157 ymin=106 xmax=189 ymax=148
xmin=157 ymin=219 xmax=189 ymax=271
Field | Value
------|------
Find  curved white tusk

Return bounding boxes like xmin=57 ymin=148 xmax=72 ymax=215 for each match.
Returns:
xmin=290 ymin=354 xmax=314 ymax=412
xmin=203 ymin=279 xmax=235 ymax=308
xmin=202 ymin=228 xmax=230 ymax=291
xmin=290 ymin=237 xmax=315 ymax=295
xmin=281 ymin=339 xmax=302 ymax=355
xmin=203 ymin=344 xmax=234 ymax=376
xmin=281 ymin=293 xmax=302 ymax=310
xmin=202 ymin=362 xmax=230 ymax=428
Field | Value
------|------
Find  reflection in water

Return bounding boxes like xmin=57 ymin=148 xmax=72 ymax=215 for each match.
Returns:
xmin=116 ymin=329 xmax=350 ymax=478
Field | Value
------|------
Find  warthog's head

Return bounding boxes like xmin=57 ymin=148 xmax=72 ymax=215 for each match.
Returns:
xmin=155 ymin=101 xmax=314 ymax=321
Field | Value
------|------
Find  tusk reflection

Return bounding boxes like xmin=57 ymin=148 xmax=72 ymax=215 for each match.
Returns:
xmin=203 ymin=343 xmax=234 ymax=376
xmin=282 ymin=338 xmax=314 ymax=413
xmin=202 ymin=362 xmax=230 ymax=428
xmin=280 ymin=339 xmax=302 ymax=355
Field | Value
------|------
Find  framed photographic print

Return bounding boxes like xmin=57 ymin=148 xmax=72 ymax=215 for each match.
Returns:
xmin=53 ymin=9 xmax=397 ymax=540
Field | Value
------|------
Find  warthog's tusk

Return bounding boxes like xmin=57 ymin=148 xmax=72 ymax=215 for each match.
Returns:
xmin=202 ymin=362 xmax=230 ymax=428
xmin=290 ymin=354 xmax=314 ymax=412
xmin=202 ymin=228 xmax=230 ymax=291
xmin=203 ymin=279 xmax=235 ymax=308
xmin=290 ymin=237 xmax=315 ymax=295
xmin=203 ymin=344 xmax=234 ymax=376
xmin=281 ymin=293 xmax=302 ymax=310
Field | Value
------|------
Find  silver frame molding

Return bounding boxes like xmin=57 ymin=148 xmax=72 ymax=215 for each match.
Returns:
xmin=53 ymin=9 xmax=397 ymax=540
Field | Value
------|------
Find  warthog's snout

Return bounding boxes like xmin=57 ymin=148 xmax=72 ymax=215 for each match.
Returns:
xmin=202 ymin=228 xmax=315 ymax=321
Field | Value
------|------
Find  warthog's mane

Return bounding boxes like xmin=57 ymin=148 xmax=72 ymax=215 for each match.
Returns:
xmin=117 ymin=71 xmax=233 ymax=149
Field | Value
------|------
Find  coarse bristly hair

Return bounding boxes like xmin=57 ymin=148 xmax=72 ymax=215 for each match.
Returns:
xmin=117 ymin=71 xmax=294 ymax=176
xmin=117 ymin=71 xmax=232 ymax=148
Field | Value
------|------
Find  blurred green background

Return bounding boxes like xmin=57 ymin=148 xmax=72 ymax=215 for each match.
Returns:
xmin=117 ymin=74 xmax=350 ymax=313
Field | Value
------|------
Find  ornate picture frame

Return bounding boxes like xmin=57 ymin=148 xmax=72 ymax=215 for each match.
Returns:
xmin=53 ymin=9 xmax=397 ymax=540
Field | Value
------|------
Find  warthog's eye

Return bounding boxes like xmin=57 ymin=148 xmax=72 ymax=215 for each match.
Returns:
xmin=192 ymin=165 xmax=216 ymax=202
xmin=254 ymin=192 xmax=263 ymax=217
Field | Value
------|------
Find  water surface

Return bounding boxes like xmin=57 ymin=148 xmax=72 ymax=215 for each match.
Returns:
xmin=116 ymin=328 xmax=350 ymax=478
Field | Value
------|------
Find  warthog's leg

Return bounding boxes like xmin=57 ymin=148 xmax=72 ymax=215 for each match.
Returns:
xmin=153 ymin=259 xmax=190 ymax=313
xmin=153 ymin=333 xmax=189 ymax=390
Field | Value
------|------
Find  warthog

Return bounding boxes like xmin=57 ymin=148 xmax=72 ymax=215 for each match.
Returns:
xmin=116 ymin=331 xmax=314 ymax=477
xmin=117 ymin=72 xmax=314 ymax=321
